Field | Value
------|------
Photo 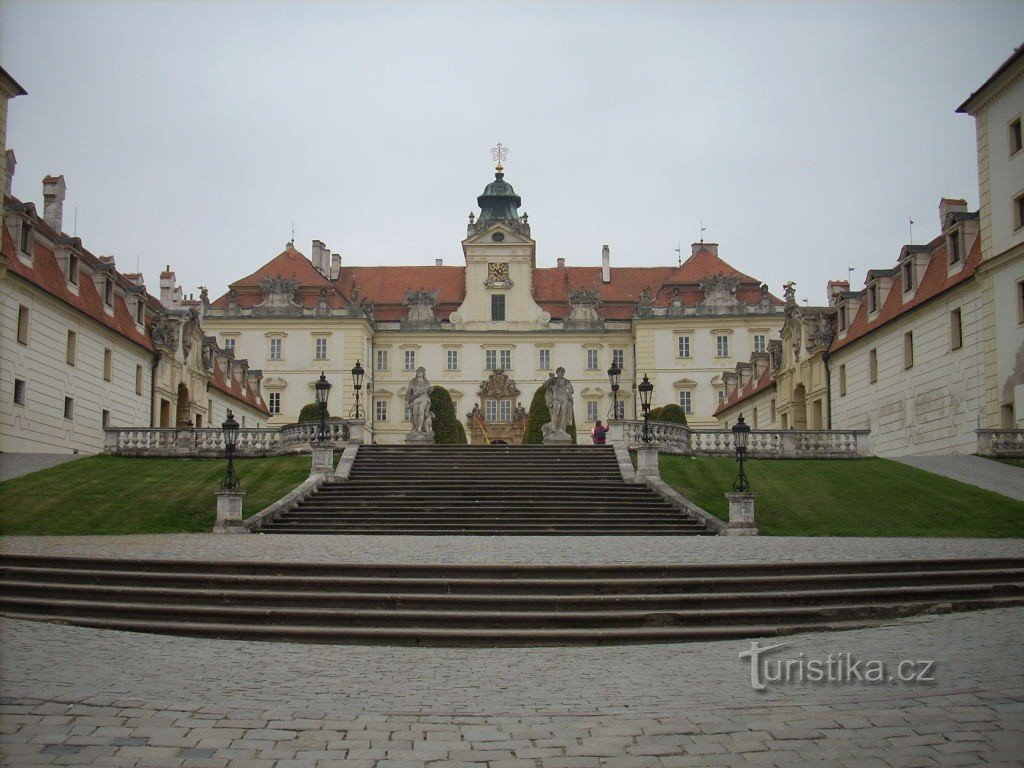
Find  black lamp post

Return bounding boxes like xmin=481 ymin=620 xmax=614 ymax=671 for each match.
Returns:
xmin=732 ymin=413 xmax=751 ymax=492
xmin=314 ymin=371 xmax=332 ymax=442
xmin=220 ymin=409 xmax=240 ymax=489
xmin=607 ymin=362 xmax=621 ymax=420
xmin=351 ymin=360 xmax=365 ymax=419
xmin=638 ymin=373 xmax=654 ymax=444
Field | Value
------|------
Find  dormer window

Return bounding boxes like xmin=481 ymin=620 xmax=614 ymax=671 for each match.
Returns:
xmin=135 ymin=298 xmax=144 ymax=325
xmin=67 ymin=254 xmax=79 ymax=285
xmin=838 ymin=303 xmax=847 ymax=331
xmin=103 ymin=278 xmax=114 ymax=306
xmin=867 ymin=283 xmax=879 ymax=314
xmin=948 ymin=229 xmax=962 ymax=265
xmin=18 ymin=221 xmax=32 ymax=255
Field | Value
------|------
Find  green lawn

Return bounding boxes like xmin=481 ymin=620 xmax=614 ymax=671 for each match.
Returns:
xmin=994 ymin=458 xmax=1024 ymax=469
xmin=659 ymin=455 xmax=1024 ymax=537
xmin=0 ymin=455 xmax=310 ymax=536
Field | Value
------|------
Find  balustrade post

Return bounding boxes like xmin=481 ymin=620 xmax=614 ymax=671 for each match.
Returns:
xmin=780 ymin=430 xmax=798 ymax=458
xmin=635 ymin=443 xmax=660 ymax=482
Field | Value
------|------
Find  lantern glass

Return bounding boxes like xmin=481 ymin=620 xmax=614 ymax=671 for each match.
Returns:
xmin=351 ymin=360 xmax=365 ymax=391
xmin=222 ymin=410 xmax=240 ymax=450
xmin=732 ymin=413 xmax=751 ymax=451
xmin=638 ymin=374 xmax=654 ymax=411
xmin=607 ymin=363 xmax=621 ymax=390
xmin=315 ymin=371 xmax=331 ymax=407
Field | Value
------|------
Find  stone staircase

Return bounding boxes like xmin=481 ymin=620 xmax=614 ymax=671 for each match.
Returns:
xmin=256 ymin=445 xmax=712 ymax=535
xmin=2 ymin=555 xmax=1021 ymax=645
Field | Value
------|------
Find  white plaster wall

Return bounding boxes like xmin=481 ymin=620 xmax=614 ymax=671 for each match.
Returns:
xmin=984 ymin=75 xmax=1024 ymax=259
xmin=991 ymin=255 xmax=1024 ymax=425
xmin=829 ymin=282 xmax=986 ymax=456
xmin=0 ymin=276 xmax=152 ymax=454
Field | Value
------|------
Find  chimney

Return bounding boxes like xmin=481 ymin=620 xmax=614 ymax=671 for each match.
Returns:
xmin=557 ymin=257 xmax=566 ymax=268
xmin=160 ymin=265 xmax=178 ymax=308
xmin=4 ymin=149 xmax=15 ymax=196
xmin=826 ymin=280 xmax=849 ymax=307
xmin=42 ymin=175 xmax=66 ymax=232
xmin=938 ymin=197 xmax=968 ymax=228
xmin=435 ymin=258 xmax=443 ymax=267
xmin=311 ymin=239 xmax=326 ymax=275
xmin=601 ymin=244 xmax=610 ymax=283
xmin=330 ymin=252 xmax=341 ymax=280
xmin=692 ymin=242 xmax=719 ymax=257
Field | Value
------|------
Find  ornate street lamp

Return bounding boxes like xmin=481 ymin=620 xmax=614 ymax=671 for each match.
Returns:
xmin=314 ymin=371 xmax=332 ymax=442
xmin=351 ymin=360 xmax=365 ymax=419
xmin=638 ymin=373 xmax=654 ymax=444
xmin=732 ymin=413 xmax=751 ymax=492
xmin=607 ymin=362 xmax=621 ymax=420
xmin=220 ymin=409 xmax=240 ymax=490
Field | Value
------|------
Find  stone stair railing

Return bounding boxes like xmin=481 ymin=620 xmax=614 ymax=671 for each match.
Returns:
xmin=977 ymin=429 xmax=1024 ymax=458
xmin=613 ymin=420 xmax=871 ymax=458
xmin=104 ymin=419 xmax=361 ymax=457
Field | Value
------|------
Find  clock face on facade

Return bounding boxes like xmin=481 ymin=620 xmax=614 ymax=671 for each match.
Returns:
xmin=488 ymin=262 xmax=510 ymax=283
xmin=491 ymin=232 xmax=505 ymax=242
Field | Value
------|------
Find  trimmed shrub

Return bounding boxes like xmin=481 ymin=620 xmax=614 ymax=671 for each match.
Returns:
xmin=647 ymin=406 xmax=663 ymax=422
xmin=656 ymin=403 xmax=688 ymax=426
xmin=523 ymin=383 xmax=577 ymax=444
xmin=429 ymin=386 xmax=466 ymax=444
xmin=298 ymin=402 xmax=329 ymax=422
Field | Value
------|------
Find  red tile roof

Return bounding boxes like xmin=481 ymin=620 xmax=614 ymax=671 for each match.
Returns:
xmin=714 ymin=363 xmax=775 ymax=416
xmin=829 ymin=233 xmax=981 ymax=353
xmin=208 ymin=360 xmax=269 ymax=415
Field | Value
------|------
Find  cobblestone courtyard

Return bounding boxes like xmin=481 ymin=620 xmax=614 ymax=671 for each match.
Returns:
xmin=2 ymin=535 xmax=1023 ymax=767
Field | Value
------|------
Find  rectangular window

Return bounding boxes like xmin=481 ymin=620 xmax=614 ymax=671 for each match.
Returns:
xmin=404 ymin=403 xmax=412 ymax=422
xmin=587 ymin=401 xmax=598 ymax=422
xmin=948 ymin=232 xmax=962 ymax=264
xmin=375 ymin=399 xmax=388 ymax=422
xmin=269 ymin=338 xmax=282 ymax=360
xmin=376 ymin=349 xmax=388 ymax=370
xmin=136 ymin=365 xmax=144 ymax=395
xmin=447 ymin=349 xmax=459 ymax=370
xmin=677 ymin=336 xmax=690 ymax=358
xmin=499 ymin=400 xmax=511 ymax=421
xmin=103 ymin=348 xmax=113 ymax=381
xmin=717 ymin=390 xmax=725 ymax=405
xmin=485 ymin=350 xmax=497 ymax=370
xmin=102 ymin=409 xmax=111 ymax=429
xmin=586 ymin=349 xmax=599 ymax=370
xmin=485 ymin=399 xmax=497 ymax=421
xmin=612 ymin=349 xmax=624 ymax=369
xmin=679 ymin=391 xmax=692 ymax=413
xmin=66 ymin=330 xmax=77 ymax=365
xmin=491 ymin=293 xmax=506 ymax=322
xmin=838 ymin=305 xmax=847 ymax=331
xmin=1014 ymin=193 xmax=1024 ymax=231
xmin=19 ymin=223 xmax=31 ymax=254
xmin=902 ymin=261 xmax=914 ymax=292
xmin=68 ymin=254 xmax=79 ymax=285
xmin=314 ymin=337 xmax=328 ymax=360
xmin=64 ymin=396 xmax=74 ymax=420
xmin=868 ymin=283 xmax=879 ymax=312
xmin=1019 ymin=281 xmax=1024 ymax=324
xmin=538 ymin=349 xmax=551 ymax=370
xmin=404 ymin=350 xmax=416 ymax=370
xmin=13 ymin=379 xmax=26 ymax=405
xmin=904 ymin=331 xmax=914 ymax=369
xmin=839 ymin=364 xmax=847 ymax=397
xmin=223 ymin=337 xmax=235 ymax=355
xmin=753 ymin=335 xmax=766 ymax=353
xmin=17 ymin=305 xmax=29 ymax=345
xmin=1011 ymin=116 xmax=1023 ymax=156
xmin=613 ymin=400 xmax=624 ymax=419
xmin=499 ymin=349 xmax=511 ymax=370
xmin=716 ymin=335 xmax=729 ymax=358
xmin=104 ymin=278 xmax=114 ymax=306
xmin=268 ymin=392 xmax=281 ymax=415
xmin=770 ymin=399 xmax=776 ymax=421
xmin=752 ymin=408 xmax=758 ymax=429
xmin=950 ymin=308 xmax=963 ymax=350
xmin=135 ymin=298 xmax=144 ymax=324
xmin=869 ymin=348 xmax=878 ymax=383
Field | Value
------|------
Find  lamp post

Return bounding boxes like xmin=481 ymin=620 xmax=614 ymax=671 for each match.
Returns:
xmin=638 ymin=373 xmax=654 ymax=444
xmin=351 ymin=360 xmax=365 ymax=419
xmin=220 ymin=409 xmax=240 ymax=490
xmin=607 ymin=362 xmax=621 ymax=420
xmin=732 ymin=413 xmax=751 ymax=492
xmin=314 ymin=371 xmax=332 ymax=442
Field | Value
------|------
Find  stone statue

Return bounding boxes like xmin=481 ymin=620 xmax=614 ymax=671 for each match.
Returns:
xmin=405 ymin=367 xmax=433 ymax=441
xmin=542 ymin=367 xmax=574 ymax=443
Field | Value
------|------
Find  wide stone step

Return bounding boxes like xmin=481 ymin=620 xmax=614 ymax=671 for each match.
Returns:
xmin=255 ymin=527 xmax=709 ymax=536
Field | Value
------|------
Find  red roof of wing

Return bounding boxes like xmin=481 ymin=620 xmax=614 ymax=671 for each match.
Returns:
xmin=335 ymin=265 xmax=467 ymax=321
xmin=714 ymin=364 xmax=775 ymax=416
xmin=2 ymin=217 xmax=153 ymax=352
xmin=229 ymin=248 xmax=331 ymax=288
xmin=208 ymin=360 xmax=269 ymax=415
xmin=532 ymin=266 xmax=675 ymax=320
xmin=830 ymin=234 xmax=981 ymax=353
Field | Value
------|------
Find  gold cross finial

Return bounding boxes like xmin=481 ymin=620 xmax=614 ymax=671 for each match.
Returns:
xmin=490 ymin=142 xmax=509 ymax=171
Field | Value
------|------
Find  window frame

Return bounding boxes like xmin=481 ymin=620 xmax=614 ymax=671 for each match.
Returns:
xmin=715 ymin=334 xmax=729 ymax=358
xmin=586 ymin=401 xmax=599 ymax=422
xmin=314 ymin=337 xmax=328 ymax=361
xmin=753 ymin=334 xmax=766 ymax=354
xmin=374 ymin=398 xmax=388 ymax=422
xmin=447 ymin=349 xmax=459 ymax=370
xmin=950 ymin=308 xmax=963 ymax=350
xmin=491 ymin=293 xmax=506 ymax=322
xmin=869 ymin=348 xmax=878 ymax=383
xmin=538 ymin=349 xmax=551 ymax=370
xmin=376 ymin=349 xmax=389 ymax=371
xmin=269 ymin=337 xmax=283 ymax=361
xmin=17 ymin=305 xmax=29 ymax=345
xmin=63 ymin=396 xmax=74 ymax=420
xmin=678 ymin=390 xmax=692 ymax=413
xmin=1010 ymin=115 xmax=1023 ymax=157
xmin=586 ymin=349 xmax=599 ymax=370
xmin=103 ymin=348 xmax=113 ymax=381
xmin=677 ymin=336 xmax=691 ymax=358
xmin=839 ymin=364 xmax=847 ymax=397
xmin=404 ymin=349 xmax=416 ymax=371
xmin=904 ymin=331 xmax=914 ymax=370
xmin=66 ymin=330 xmax=77 ymax=366
xmin=268 ymin=391 xmax=282 ymax=415
xmin=13 ymin=378 xmax=26 ymax=406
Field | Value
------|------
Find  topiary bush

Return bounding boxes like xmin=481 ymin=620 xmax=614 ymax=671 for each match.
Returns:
xmin=429 ymin=386 xmax=466 ymax=444
xmin=656 ymin=403 xmax=688 ymax=426
xmin=523 ymin=382 xmax=577 ymax=444
xmin=646 ymin=406 xmax=663 ymax=422
xmin=298 ymin=402 xmax=329 ymax=422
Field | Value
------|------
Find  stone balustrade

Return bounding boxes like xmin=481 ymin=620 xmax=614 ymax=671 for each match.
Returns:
xmin=104 ymin=420 xmax=355 ymax=457
xmin=615 ymin=420 xmax=870 ymax=458
xmin=977 ymin=429 xmax=1024 ymax=458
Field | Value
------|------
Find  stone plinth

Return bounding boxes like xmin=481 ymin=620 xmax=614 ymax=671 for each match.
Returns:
xmin=310 ymin=444 xmax=334 ymax=475
xmin=543 ymin=431 xmax=574 ymax=446
xmin=347 ymin=419 xmax=366 ymax=444
xmin=214 ymin=489 xmax=247 ymax=534
xmin=634 ymin=444 xmax=659 ymax=480
xmin=607 ymin=420 xmax=624 ymax=446
xmin=725 ymin=492 xmax=758 ymax=535
xmin=406 ymin=431 xmax=434 ymax=444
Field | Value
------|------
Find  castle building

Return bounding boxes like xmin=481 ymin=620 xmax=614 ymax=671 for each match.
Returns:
xmin=202 ymin=164 xmax=787 ymax=443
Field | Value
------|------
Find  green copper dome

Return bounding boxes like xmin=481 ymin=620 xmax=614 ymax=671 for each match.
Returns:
xmin=477 ymin=171 xmax=522 ymax=224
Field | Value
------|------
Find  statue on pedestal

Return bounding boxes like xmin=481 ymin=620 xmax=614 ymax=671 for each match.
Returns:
xmin=405 ymin=367 xmax=434 ymax=443
xmin=542 ymin=367 xmax=574 ymax=443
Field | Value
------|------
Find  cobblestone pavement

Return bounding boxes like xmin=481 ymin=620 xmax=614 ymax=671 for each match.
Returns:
xmin=0 ymin=453 xmax=84 ymax=483
xmin=3 ymin=534 xmax=1023 ymax=564
xmin=3 ymin=535 xmax=1024 ymax=766
xmin=892 ymin=455 xmax=1024 ymax=502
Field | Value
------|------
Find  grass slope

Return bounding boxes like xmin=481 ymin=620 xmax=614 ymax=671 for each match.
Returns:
xmin=0 ymin=455 xmax=309 ymax=536
xmin=659 ymin=455 xmax=1024 ymax=537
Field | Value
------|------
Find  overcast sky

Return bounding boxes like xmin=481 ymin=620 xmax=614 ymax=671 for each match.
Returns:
xmin=2 ymin=1 xmax=1022 ymax=305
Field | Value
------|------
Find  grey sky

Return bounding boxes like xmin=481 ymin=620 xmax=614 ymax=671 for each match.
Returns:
xmin=2 ymin=1 xmax=1022 ymax=305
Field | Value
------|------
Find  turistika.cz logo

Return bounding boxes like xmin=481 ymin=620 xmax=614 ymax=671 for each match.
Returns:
xmin=739 ymin=641 xmax=936 ymax=691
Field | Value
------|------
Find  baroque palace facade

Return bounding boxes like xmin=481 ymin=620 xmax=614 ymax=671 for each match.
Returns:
xmin=201 ymin=164 xmax=786 ymax=443
xmin=716 ymin=45 xmax=1024 ymax=457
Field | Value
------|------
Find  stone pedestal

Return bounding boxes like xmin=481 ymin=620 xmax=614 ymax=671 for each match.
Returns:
xmin=607 ymin=420 xmax=624 ymax=446
xmin=347 ymin=419 xmax=366 ymax=445
xmin=635 ymin=443 xmax=660 ymax=480
xmin=310 ymin=444 xmax=334 ymax=475
xmin=405 ymin=431 xmax=434 ymax=444
xmin=725 ymin=492 xmax=758 ymax=535
xmin=543 ymin=431 xmax=573 ymax=446
xmin=214 ymin=489 xmax=247 ymax=534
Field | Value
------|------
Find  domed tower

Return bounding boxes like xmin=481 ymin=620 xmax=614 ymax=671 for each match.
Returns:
xmin=467 ymin=150 xmax=531 ymax=238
